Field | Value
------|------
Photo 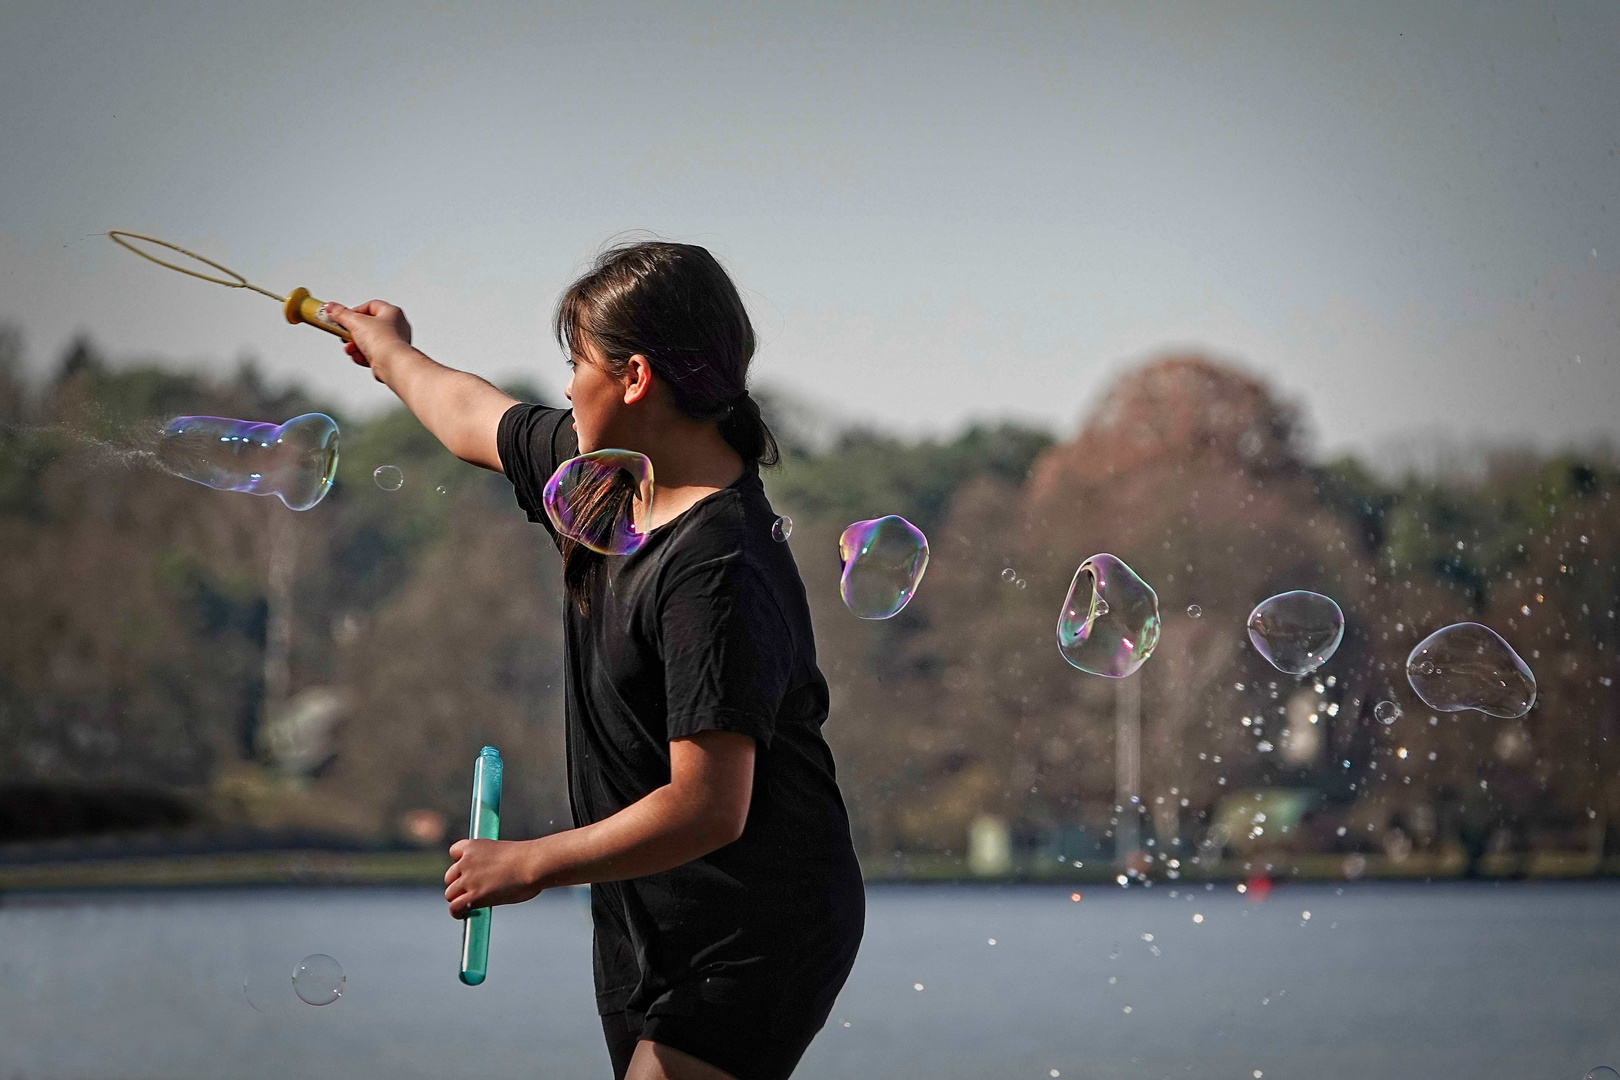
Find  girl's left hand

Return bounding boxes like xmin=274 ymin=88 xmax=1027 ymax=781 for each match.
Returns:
xmin=444 ymin=838 xmax=544 ymax=917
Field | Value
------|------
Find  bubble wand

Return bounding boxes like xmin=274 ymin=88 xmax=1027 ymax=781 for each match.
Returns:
xmin=459 ymin=746 xmax=503 ymax=986
xmin=107 ymin=231 xmax=351 ymax=342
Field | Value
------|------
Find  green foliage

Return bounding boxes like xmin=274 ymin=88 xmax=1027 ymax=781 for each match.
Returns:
xmin=767 ymin=421 xmax=1054 ymax=534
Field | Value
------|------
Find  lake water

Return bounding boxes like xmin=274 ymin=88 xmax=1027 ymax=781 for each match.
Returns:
xmin=2 ymin=881 xmax=1618 ymax=1078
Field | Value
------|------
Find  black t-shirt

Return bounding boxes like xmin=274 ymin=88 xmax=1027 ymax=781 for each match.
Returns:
xmin=497 ymin=404 xmax=863 ymax=1018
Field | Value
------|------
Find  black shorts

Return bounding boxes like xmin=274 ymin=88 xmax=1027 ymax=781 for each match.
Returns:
xmin=598 ymin=885 xmax=864 ymax=1080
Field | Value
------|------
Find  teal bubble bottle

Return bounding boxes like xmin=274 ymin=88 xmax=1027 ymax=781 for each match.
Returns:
xmin=459 ymin=746 xmax=503 ymax=986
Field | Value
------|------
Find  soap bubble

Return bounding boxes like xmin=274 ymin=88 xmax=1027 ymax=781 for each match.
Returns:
xmin=771 ymin=515 xmax=793 ymax=542
xmin=292 ymin=953 xmax=345 ymax=1006
xmin=1246 ymin=591 xmax=1344 ymax=675
xmin=1056 ymin=553 xmax=1161 ymax=678
xmin=157 ymin=413 xmax=339 ymax=511
xmin=1374 ymin=700 xmax=1401 ymax=725
xmin=837 ymin=515 xmax=929 ymax=619
xmin=373 ymin=465 xmax=404 ymax=491
xmin=1585 ymin=1068 xmax=1619 ymax=1080
xmin=1002 ymin=567 xmax=1017 ymax=583
xmin=1405 ymin=622 xmax=1536 ymax=718
xmin=1186 ymin=604 xmax=1202 ymax=618
xmin=542 ymin=450 xmax=654 ymax=556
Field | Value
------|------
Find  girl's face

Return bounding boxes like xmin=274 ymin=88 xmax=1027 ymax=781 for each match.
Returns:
xmin=564 ymin=338 xmax=649 ymax=454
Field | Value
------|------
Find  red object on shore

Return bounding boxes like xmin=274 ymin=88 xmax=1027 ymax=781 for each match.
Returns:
xmin=1245 ymin=875 xmax=1272 ymax=902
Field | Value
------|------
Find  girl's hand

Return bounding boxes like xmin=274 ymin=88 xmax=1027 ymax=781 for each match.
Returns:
xmin=444 ymin=838 xmax=545 ymax=918
xmin=321 ymin=300 xmax=413 ymax=383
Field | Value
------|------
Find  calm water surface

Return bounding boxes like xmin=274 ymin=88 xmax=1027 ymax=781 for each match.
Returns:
xmin=2 ymin=881 xmax=1618 ymax=1078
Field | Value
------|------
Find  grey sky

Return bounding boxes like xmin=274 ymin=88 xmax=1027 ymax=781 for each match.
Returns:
xmin=1 ymin=0 xmax=1616 ymax=457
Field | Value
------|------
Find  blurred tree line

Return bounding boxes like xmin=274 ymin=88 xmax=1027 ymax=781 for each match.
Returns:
xmin=1 ymin=325 xmax=1616 ymax=873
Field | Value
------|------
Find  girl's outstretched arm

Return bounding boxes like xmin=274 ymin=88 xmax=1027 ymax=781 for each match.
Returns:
xmin=443 ymin=730 xmax=756 ymax=916
xmin=324 ymin=300 xmax=516 ymax=473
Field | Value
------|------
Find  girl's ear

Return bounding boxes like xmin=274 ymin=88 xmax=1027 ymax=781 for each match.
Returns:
xmin=622 ymin=354 xmax=654 ymax=405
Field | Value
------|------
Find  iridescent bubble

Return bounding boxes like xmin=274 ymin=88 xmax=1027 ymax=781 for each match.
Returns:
xmin=1056 ymin=553 xmax=1161 ymax=678
xmin=542 ymin=450 xmax=655 ymax=556
xmin=1405 ymin=622 xmax=1536 ymax=718
xmin=1374 ymin=700 xmax=1401 ymax=725
xmin=1186 ymin=604 xmax=1202 ymax=618
xmin=837 ymin=515 xmax=929 ymax=620
xmin=292 ymin=953 xmax=345 ymax=1006
xmin=1585 ymin=1068 xmax=1619 ymax=1080
xmin=373 ymin=465 xmax=404 ymax=491
xmin=157 ymin=413 xmax=339 ymax=511
xmin=1246 ymin=591 xmax=1344 ymax=675
xmin=1001 ymin=567 xmax=1017 ymax=583
xmin=771 ymin=515 xmax=793 ymax=542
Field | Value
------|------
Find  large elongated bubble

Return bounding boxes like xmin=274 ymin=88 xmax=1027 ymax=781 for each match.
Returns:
xmin=1056 ymin=553 xmax=1161 ymax=678
xmin=157 ymin=413 xmax=339 ymax=511
xmin=542 ymin=450 xmax=655 ymax=556
xmin=838 ymin=515 xmax=929 ymax=619
xmin=1406 ymin=622 xmax=1536 ymax=718
xmin=1246 ymin=591 xmax=1344 ymax=675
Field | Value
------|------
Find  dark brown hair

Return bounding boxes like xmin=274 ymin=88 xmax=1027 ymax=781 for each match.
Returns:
xmin=554 ymin=240 xmax=777 ymax=612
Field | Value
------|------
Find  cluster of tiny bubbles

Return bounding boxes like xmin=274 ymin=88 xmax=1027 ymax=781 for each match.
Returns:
xmin=1186 ymin=604 xmax=1202 ymax=618
xmin=771 ymin=515 xmax=793 ymax=542
xmin=292 ymin=953 xmax=345 ymax=1006
xmin=1405 ymin=622 xmax=1537 ymax=718
xmin=1374 ymin=700 xmax=1401 ymax=725
xmin=1001 ymin=567 xmax=1017 ymax=583
xmin=837 ymin=515 xmax=930 ymax=619
xmin=157 ymin=413 xmax=339 ymax=511
xmin=373 ymin=465 xmax=404 ymax=491
xmin=1587 ymin=1069 xmax=1619 ymax=1080
xmin=1246 ymin=591 xmax=1344 ymax=676
xmin=1055 ymin=553 xmax=1160 ymax=678
xmin=541 ymin=450 xmax=655 ymax=556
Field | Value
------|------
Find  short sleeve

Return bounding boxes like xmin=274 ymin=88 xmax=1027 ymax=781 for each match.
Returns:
xmin=661 ymin=557 xmax=792 ymax=748
xmin=496 ymin=404 xmax=578 ymax=533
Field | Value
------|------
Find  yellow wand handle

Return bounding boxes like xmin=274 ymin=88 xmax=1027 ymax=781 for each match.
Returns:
xmin=284 ymin=288 xmax=352 ymax=342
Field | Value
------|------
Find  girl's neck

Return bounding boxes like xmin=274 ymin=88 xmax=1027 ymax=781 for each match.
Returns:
xmin=638 ymin=420 xmax=744 ymax=529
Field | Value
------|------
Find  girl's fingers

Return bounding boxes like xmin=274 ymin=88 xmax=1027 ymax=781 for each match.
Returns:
xmin=444 ymin=862 xmax=460 ymax=886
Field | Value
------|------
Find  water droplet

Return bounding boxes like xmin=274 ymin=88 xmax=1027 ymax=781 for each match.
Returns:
xmin=1246 ymin=591 xmax=1344 ymax=675
xmin=542 ymin=450 xmax=654 ymax=555
xmin=1186 ymin=604 xmax=1202 ymax=618
xmin=292 ymin=953 xmax=345 ymax=1006
xmin=158 ymin=413 xmax=339 ymax=511
xmin=1001 ymin=567 xmax=1017 ymax=582
xmin=1374 ymin=700 xmax=1401 ymax=725
xmin=1056 ymin=554 xmax=1161 ymax=678
xmin=1192 ymin=913 xmax=1204 ymax=923
xmin=987 ymin=938 xmax=997 ymax=945
xmin=838 ymin=516 xmax=929 ymax=619
xmin=1122 ymin=1004 xmax=1133 ymax=1014
xmin=373 ymin=465 xmax=404 ymax=491
xmin=771 ymin=514 xmax=793 ymax=542
xmin=913 ymin=982 xmax=925 ymax=992
xmin=1406 ymin=622 xmax=1536 ymax=717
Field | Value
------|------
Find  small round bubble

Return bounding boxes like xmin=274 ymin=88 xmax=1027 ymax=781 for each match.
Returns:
xmin=292 ymin=954 xmax=345 ymax=1006
xmin=1374 ymin=700 xmax=1400 ymax=725
xmin=542 ymin=450 xmax=655 ymax=556
xmin=771 ymin=515 xmax=793 ymax=542
xmin=837 ymin=515 xmax=929 ymax=619
xmin=1055 ymin=553 xmax=1160 ymax=678
xmin=373 ymin=465 xmax=404 ymax=491
xmin=1186 ymin=604 xmax=1202 ymax=618
xmin=436 ymin=485 xmax=447 ymax=495
xmin=1001 ymin=568 xmax=1017 ymax=583
xmin=1406 ymin=622 xmax=1536 ymax=718
xmin=1246 ymin=591 xmax=1344 ymax=675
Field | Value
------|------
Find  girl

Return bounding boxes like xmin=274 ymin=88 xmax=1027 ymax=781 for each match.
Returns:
xmin=324 ymin=241 xmax=865 ymax=1080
